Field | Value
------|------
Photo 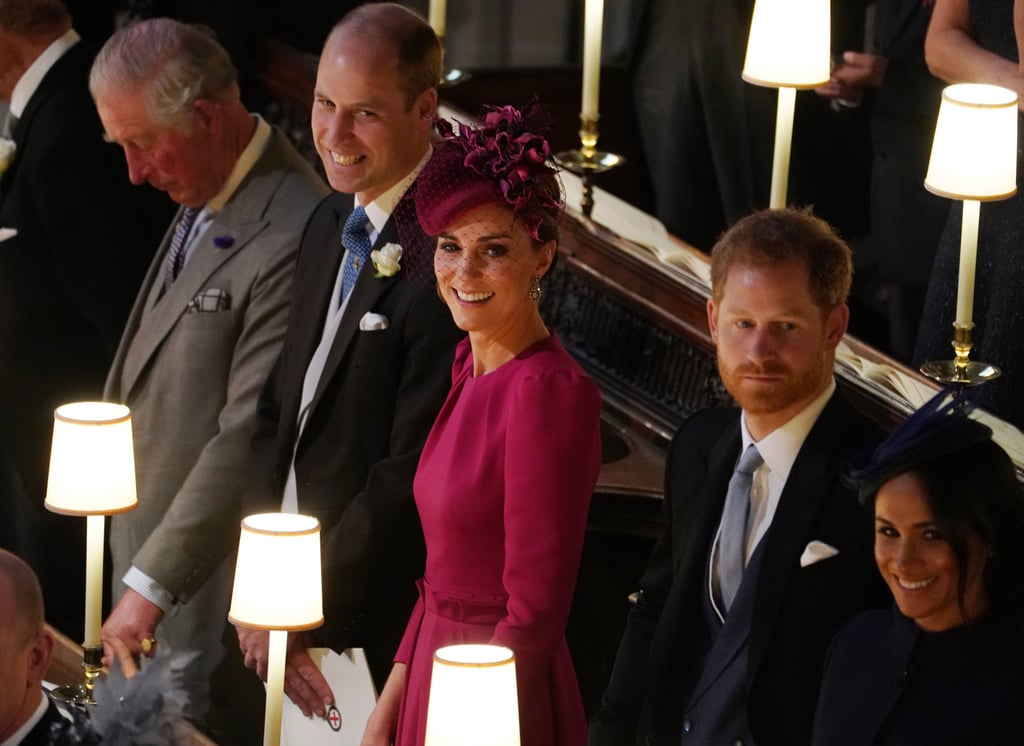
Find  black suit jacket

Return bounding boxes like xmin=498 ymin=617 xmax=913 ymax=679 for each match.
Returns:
xmin=0 ymin=39 xmax=173 ymax=638
xmin=18 ymin=698 xmax=67 ymax=745
xmin=812 ymin=607 xmax=1024 ymax=745
xmin=590 ymin=393 xmax=889 ymax=746
xmin=246 ymin=189 xmax=462 ymax=686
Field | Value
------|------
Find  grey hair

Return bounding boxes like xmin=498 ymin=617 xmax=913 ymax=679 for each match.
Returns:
xmin=0 ymin=549 xmax=44 ymax=649
xmin=89 ymin=18 xmax=239 ymax=134
xmin=0 ymin=0 xmax=69 ymax=38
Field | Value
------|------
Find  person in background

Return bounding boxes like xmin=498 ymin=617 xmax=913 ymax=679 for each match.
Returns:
xmin=816 ymin=1 xmax=948 ymax=363
xmin=0 ymin=0 xmax=173 ymax=640
xmin=237 ymin=1 xmax=462 ymax=721
xmin=362 ymin=100 xmax=602 ymax=746
xmin=590 ymin=208 xmax=889 ymax=746
xmin=813 ymin=389 xmax=1024 ymax=744
xmin=90 ymin=17 xmax=327 ymax=732
xmin=914 ymin=0 xmax=1024 ymax=427
xmin=0 ymin=548 xmax=63 ymax=746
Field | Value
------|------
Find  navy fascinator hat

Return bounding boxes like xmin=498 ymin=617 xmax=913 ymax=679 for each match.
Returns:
xmin=843 ymin=387 xmax=993 ymax=504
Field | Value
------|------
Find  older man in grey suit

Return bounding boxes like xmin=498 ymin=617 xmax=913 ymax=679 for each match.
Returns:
xmin=89 ymin=18 xmax=327 ymax=726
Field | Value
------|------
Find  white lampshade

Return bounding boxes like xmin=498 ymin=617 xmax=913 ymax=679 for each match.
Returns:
xmin=44 ymin=402 xmax=137 ymax=515
xmin=229 ymin=513 xmax=323 ymax=630
xmin=925 ymin=83 xmax=1018 ymax=200
xmin=742 ymin=0 xmax=831 ymax=88
xmin=424 ymin=644 xmax=520 ymax=746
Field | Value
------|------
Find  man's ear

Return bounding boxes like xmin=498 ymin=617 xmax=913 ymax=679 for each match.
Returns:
xmin=824 ymin=303 xmax=849 ymax=348
xmin=707 ymin=298 xmax=720 ymax=344
xmin=26 ymin=629 xmax=54 ymax=685
xmin=191 ymin=98 xmax=222 ymax=137
xmin=414 ymin=87 xmax=438 ymax=126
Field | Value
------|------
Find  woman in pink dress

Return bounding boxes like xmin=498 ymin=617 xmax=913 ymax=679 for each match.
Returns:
xmin=361 ymin=101 xmax=602 ymax=746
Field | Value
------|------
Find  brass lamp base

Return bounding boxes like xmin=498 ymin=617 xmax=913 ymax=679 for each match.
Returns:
xmin=49 ymin=644 xmax=103 ymax=706
xmin=552 ymin=113 xmax=624 ymax=218
xmin=920 ymin=322 xmax=1001 ymax=385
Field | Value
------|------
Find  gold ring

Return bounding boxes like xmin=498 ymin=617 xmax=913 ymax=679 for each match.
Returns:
xmin=140 ymin=637 xmax=156 ymax=653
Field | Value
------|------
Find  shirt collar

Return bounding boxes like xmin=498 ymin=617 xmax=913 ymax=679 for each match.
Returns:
xmin=740 ymin=377 xmax=837 ymax=485
xmin=0 ymin=690 xmax=49 ymax=746
xmin=362 ymin=146 xmax=432 ymax=236
xmin=9 ymin=29 xmax=80 ymax=118
xmin=205 ymin=115 xmax=271 ymax=213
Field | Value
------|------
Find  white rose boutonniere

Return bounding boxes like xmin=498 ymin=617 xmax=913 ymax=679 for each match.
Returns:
xmin=0 ymin=138 xmax=16 ymax=174
xmin=371 ymin=242 xmax=403 ymax=278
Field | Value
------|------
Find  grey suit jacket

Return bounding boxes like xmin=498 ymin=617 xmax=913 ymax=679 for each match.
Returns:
xmin=106 ymin=129 xmax=328 ymax=604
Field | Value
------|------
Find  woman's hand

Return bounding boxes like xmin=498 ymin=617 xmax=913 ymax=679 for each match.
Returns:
xmin=361 ymin=663 xmax=407 ymax=746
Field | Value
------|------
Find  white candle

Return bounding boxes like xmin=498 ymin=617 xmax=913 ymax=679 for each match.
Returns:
xmin=84 ymin=514 xmax=104 ymax=647
xmin=769 ymin=86 xmax=796 ymax=209
xmin=429 ymin=0 xmax=446 ymax=38
xmin=955 ymin=199 xmax=980 ymax=327
xmin=582 ymin=0 xmax=604 ymax=117
xmin=264 ymin=629 xmax=288 ymax=746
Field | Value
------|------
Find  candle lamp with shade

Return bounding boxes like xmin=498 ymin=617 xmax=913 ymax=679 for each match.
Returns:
xmin=742 ymin=0 xmax=831 ymax=209
xmin=424 ymin=644 xmax=520 ymax=746
xmin=919 ymin=83 xmax=1018 ymax=385
xmin=229 ymin=513 xmax=323 ymax=746
xmin=44 ymin=401 xmax=138 ymax=705
xmin=553 ymin=0 xmax=624 ymax=218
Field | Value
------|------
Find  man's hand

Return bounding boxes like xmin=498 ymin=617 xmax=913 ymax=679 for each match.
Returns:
xmin=101 ymin=588 xmax=165 ymax=670
xmin=816 ymin=51 xmax=888 ymax=106
xmin=235 ymin=626 xmax=335 ymax=718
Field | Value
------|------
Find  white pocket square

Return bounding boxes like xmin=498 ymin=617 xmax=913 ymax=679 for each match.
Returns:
xmin=800 ymin=540 xmax=839 ymax=568
xmin=359 ymin=312 xmax=389 ymax=331
xmin=0 ymin=227 xmax=17 ymax=242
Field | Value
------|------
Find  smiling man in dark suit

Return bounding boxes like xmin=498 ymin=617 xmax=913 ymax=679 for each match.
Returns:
xmin=89 ymin=18 xmax=327 ymax=730
xmin=0 ymin=0 xmax=173 ymax=641
xmin=590 ymin=208 xmax=889 ymax=746
xmin=236 ymin=2 xmax=462 ymax=720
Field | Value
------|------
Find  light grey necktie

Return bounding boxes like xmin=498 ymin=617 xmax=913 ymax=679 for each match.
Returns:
xmin=716 ymin=444 xmax=763 ymax=612
xmin=1 ymin=111 xmax=17 ymax=139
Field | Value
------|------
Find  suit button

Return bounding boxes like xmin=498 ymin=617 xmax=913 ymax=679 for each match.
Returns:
xmin=683 ymin=719 xmax=692 ymax=733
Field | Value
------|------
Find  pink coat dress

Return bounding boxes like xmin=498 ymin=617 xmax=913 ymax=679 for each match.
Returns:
xmin=393 ymin=335 xmax=602 ymax=746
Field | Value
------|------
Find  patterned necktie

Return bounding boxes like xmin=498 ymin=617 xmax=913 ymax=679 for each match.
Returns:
xmin=164 ymin=207 xmax=200 ymax=287
xmin=340 ymin=206 xmax=371 ymax=305
xmin=716 ymin=444 xmax=764 ymax=612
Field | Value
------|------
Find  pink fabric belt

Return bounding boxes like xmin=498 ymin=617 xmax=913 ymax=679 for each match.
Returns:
xmin=418 ymin=578 xmax=508 ymax=625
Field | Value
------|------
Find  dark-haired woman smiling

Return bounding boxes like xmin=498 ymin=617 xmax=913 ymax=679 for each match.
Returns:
xmin=812 ymin=392 xmax=1024 ymax=745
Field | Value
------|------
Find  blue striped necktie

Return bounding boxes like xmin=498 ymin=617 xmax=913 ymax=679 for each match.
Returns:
xmin=340 ymin=206 xmax=371 ymax=305
xmin=164 ymin=207 xmax=200 ymax=287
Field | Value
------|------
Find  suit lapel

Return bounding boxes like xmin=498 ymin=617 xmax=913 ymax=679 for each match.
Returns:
xmin=306 ymin=220 xmax=401 ymax=416
xmin=748 ymin=395 xmax=846 ymax=673
xmin=117 ymin=143 xmax=285 ymax=397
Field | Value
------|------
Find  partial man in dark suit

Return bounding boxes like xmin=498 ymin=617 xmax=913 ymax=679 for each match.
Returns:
xmin=0 ymin=549 xmax=64 ymax=746
xmin=235 ymin=2 xmax=463 ymax=719
xmin=590 ymin=208 xmax=889 ymax=746
xmin=817 ymin=1 xmax=948 ymax=362
xmin=0 ymin=0 xmax=174 ymax=641
xmin=88 ymin=18 xmax=328 ymax=729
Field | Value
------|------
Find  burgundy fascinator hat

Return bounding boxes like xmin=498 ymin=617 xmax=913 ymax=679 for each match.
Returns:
xmin=415 ymin=98 xmax=563 ymax=242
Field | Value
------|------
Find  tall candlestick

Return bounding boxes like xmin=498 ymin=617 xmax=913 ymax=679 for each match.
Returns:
xmin=263 ymin=629 xmax=287 ymax=746
xmin=429 ymin=0 xmax=446 ymax=38
xmin=581 ymin=0 xmax=604 ymax=118
xmin=955 ymin=199 xmax=980 ymax=327
xmin=769 ymin=86 xmax=796 ymax=209
xmin=84 ymin=514 xmax=105 ymax=647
